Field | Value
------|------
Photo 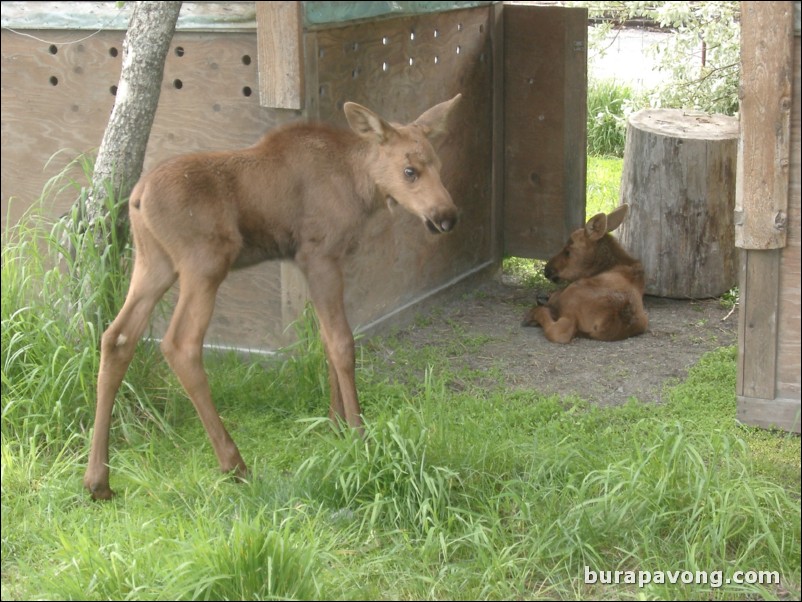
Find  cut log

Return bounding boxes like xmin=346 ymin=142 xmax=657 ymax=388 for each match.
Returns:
xmin=618 ymin=108 xmax=739 ymax=298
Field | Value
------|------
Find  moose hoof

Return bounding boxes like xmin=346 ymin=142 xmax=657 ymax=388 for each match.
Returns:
xmin=85 ymin=482 xmax=115 ymax=501
xmin=223 ymin=462 xmax=249 ymax=484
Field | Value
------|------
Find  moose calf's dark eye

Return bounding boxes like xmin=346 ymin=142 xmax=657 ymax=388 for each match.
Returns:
xmin=404 ymin=167 xmax=418 ymax=181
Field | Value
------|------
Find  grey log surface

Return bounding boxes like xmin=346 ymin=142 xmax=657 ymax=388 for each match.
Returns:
xmin=618 ymin=108 xmax=739 ymax=298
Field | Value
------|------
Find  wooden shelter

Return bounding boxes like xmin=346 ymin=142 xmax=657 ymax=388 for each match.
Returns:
xmin=1 ymin=1 xmax=587 ymax=350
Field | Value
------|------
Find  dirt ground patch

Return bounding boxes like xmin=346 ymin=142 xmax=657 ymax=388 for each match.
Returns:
xmin=380 ymin=274 xmax=738 ymax=406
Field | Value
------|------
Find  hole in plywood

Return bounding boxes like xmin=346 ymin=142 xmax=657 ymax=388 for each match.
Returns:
xmin=48 ymin=44 xmax=58 ymax=55
xmin=49 ymin=76 xmax=58 ymax=86
xmin=175 ymin=46 xmax=185 ymax=57
xmin=242 ymin=55 xmax=252 ymax=65
xmin=173 ymin=79 xmax=183 ymax=89
xmin=242 ymin=86 xmax=252 ymax=97
xmin=110 ymin=85 xmax=117 ymax=96
xmin=109 ymin=47 xmax=118 ymax=58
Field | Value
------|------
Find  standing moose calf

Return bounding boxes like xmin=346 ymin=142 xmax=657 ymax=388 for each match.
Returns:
xmin=522 ymin=204 xmax=648 ymax=344
xmin=84 ymin=95 xmax=462 ymax=500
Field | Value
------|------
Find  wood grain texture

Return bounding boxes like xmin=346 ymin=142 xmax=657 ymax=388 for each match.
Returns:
xmin=737 ymin=249 xmax=780 ymax=401
xmin=737 ymin=396 xmax=801 ymax=433
xmin=618 ymin=109 xmax=739 ymax=298
xmin=256 ymin=1 xmax=304 ymax=110
xmin=735 ymin=1 xmax=793 ymax=250
xmin=1 ymin=30 xmax=296 ymax=227
xmin=502 ymin=4 xmax=587 ymax=259
xmin=775 ymin=34 xmax=801 ymax=402
xmin=737 ymin=23 xmax=801 ymax=433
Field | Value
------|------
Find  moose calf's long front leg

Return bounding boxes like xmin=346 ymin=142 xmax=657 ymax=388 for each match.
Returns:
xmin=302 ymin=256 xmax=364 ymax=433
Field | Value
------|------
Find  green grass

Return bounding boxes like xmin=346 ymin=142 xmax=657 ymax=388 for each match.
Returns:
xmin=587 ymin=79 xmax=637 ymax=158
xmin=587 ymin=155 xmax=623 ymax=218
xmin=3 ymin=219 xmax=799 ymax=600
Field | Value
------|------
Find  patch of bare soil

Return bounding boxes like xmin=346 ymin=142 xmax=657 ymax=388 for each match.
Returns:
xmin=384 ymin=275 xmax=738 ymax=406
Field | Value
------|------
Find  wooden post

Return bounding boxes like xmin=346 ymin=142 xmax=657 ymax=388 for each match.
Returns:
xmin=736 ymin=1 xmax=800 ymax=433
xmin=618 ymin=109 xmax=739 ymax=298
xmin=256 ymin=1 xmax=304 ymax=110
xmin=735 ymin=1 xmax=793 ymax=250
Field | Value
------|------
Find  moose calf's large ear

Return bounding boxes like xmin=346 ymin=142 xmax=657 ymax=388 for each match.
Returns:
xmin=585 ymin=212 xmax=609 ymax=241
xmin=605 ymin=204 xmax=629 ymax=233
xmin=413 ymin=93 xmax=462 ymax=142
xmin=344 ymin=102 xmax=395 ymax=143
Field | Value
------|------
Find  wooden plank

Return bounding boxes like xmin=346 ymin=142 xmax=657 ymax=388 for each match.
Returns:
xmin=737 ymin=16 xmax=801 ymax=433
xmin=255 ymin=1 xmax=304 ymax=110
xmin=735 ymin=1 xmax=793 ymax=250
xmin=503 ymin=4 xmax=587 ymax=259
xmin=1 ymin=29 xmax=122 ymax=229
xmin=737 ymin=249 xmax=780 ymax=401
xmin=490 ymin=1 xmax=505 ymax=263
xmin=737 ymin=396 xmax=801 ymax=433
xmin=776 ymin=33 xmax=801 ymax=401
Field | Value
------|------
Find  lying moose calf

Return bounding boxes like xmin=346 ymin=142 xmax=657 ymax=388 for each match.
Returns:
xmin=522 ymin=204 xmax=648 ymax=344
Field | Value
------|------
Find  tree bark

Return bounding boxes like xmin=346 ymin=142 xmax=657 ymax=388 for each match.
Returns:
xmin=618 ymin=108 xmax=739 ymax=298
xmin=84 ymin=1 xmax=182 ymax=243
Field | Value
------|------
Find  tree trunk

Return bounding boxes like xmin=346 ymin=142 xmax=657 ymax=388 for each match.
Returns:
xmin=618 ymin=108 xmax=739 ymax=298
xmin=84 ymin=1 xmax=182 ymax=243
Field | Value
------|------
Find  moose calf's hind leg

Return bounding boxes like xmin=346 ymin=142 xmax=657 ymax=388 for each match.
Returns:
xmin=159 ymin=272 xmax=248 ymax=479
xmin=524 ymin=306 xmax=577 ymax=344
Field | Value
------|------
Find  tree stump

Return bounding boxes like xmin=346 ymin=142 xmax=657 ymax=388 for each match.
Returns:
xmin=618 ymin=108 xmax=739 ymax=298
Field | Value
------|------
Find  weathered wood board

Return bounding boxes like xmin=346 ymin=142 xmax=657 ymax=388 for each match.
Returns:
xmin=502 ymin=4 xmax=587 ymax=259
xmin=256 ymin=1 xmax=304 ymax=110
xmin=736 ymin=6 xmax=801 ymax=434
xmin=735 ymin=1 xmax=793 ymax=250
